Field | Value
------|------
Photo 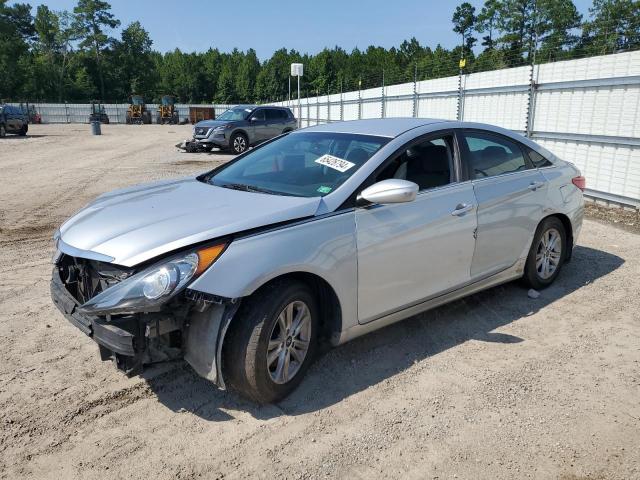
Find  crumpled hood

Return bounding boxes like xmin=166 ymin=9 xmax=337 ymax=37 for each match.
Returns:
xmin=59 ymin=177 xmax=321 ymax=267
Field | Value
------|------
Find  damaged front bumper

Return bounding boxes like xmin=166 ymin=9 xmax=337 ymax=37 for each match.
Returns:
xmin=50 ymin=266 xmax=239 ymax=387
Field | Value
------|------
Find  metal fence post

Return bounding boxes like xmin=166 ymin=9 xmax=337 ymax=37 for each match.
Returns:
xmin=65 ymin=101 xmax=69 ymax=123
xmin=381 ymin=70 xmax=386 ymax=118
xmin=412 ymin=64 xmax=418 ymax=118
xmin=340 ymin=82 xmax=344 ymax=121
xmin=526 ymin=63 xmax=538 ymax=137
xmin=358 ymin=81 xmax=362 ymax=120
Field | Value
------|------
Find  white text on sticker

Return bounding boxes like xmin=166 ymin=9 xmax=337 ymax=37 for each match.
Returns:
xmin=315 ymin=154 xmax=355 ymax=173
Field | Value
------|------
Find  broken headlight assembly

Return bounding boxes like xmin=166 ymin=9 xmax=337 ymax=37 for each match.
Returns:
xmin=79 ymin=243 xmax=226 ymax=315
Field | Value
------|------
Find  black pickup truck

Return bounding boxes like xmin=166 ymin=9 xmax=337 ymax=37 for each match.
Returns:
xmin=0 ymin=104 xmax=28 ymax=137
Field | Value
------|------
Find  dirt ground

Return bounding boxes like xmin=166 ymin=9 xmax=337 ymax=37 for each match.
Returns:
xmin=1 ymin=124 xmax=639 ymax=480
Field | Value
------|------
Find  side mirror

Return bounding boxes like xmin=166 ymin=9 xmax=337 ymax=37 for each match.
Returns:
xmin=249 ymin=116 xmax=258 ymax=122
xmin=358 ymin=179 xmax=419 ymax=206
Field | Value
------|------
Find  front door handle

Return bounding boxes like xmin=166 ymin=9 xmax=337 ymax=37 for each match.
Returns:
xmin=451 ymin=203 xmax=474 ymax=216
xmin=528 ymin=181 xmax=545 ymax=191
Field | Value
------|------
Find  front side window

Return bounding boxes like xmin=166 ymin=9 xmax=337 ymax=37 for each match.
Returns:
xmin=217 ymin=108 xmax=252 ymax=121
xmin=377 ymin=135 xmax=454 ymax=191
xmin=251 ymin=109 xmax=266 ymax=121
xmin=205 ymin=132 xmax=389 ymax=197
xmin=463 ymin=132 xmax=527 ymax=179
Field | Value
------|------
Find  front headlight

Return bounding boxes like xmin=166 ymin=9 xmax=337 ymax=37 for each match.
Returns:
xmin=79 ymin=244 xmax=226 ymax=315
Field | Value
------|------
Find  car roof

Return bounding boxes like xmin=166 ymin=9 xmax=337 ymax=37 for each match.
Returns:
xmin=298 ymin=118 xmax=452 ymax=138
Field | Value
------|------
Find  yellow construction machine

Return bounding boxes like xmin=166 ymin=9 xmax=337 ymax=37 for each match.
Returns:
xmin=157 ymin=95 xmax=179 ymax=124
xmin=126 ymin=94 xmax=151 ymax=124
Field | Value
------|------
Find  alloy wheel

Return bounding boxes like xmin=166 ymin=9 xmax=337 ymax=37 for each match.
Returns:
xmin=233 ymin=136 xmax=247 ymax=153
xmin=266 ymin=300 xmax=312 ymax=384
xmin=535 ymin=227 xmax=562 ymax=280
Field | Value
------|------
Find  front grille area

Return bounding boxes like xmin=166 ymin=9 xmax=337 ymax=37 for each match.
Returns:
xmin=56 ymin=254 xmax=134 ymax=305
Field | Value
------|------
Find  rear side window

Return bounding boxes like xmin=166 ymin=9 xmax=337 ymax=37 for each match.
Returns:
xmin=265 ymin=109 xmax=280 ymax=120
xmin=462 ymin=132 xmax=528 ymax=179
xmin=526 ymin=147 xmax=553 ymax=168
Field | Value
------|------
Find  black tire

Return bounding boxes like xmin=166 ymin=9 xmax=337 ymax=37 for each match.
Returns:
xmin=523 ymin=216 xmax=567 ymax=290
xmin=19 ymin=124 xmax=27 ymax=136
xmin=230 ymin=132 xmax=248 ymax=154
xmin=0 ymin=124 xmax=6 ymax=138
xmin=223 ymin=280 xmax=319 ymax=403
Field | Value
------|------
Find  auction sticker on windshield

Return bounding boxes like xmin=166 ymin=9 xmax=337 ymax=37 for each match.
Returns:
xmin=315 ymin=154 xmax=355 ymax=173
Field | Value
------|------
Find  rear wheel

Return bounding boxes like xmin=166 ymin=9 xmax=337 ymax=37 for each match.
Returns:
xmin=230 ymin=132 xmax=248 ymax=154
xmin=19 ymin=124 xmax=27 ymax=136
xmin=223 ymin=280 xmax=318 ymax=403
xmin=523 ymin=216 xmax=566 ymax=290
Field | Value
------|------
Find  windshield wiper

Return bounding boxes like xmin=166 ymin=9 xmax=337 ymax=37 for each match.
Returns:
xmin=220 ymin=183 xmax=282 ymax=195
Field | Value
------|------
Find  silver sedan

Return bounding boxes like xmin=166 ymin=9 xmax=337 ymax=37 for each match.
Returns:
xmin=51 ymin=118 xmax=585 ymax=403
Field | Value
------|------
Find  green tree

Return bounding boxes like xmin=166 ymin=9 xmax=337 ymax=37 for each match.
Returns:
xmin=452 ymin=2 xmax=477 ymax=59
xmin=0 ymin=1 xmax=33 ymax=100
xmin=476 ymin=0 xmax=501 ymax=49
xmin=536 ymin=0 xmax=583 ymax=61
xmin=235 ymin=48 xmax=260 ymax=102
xmin=112 ymin=21 xmax=155 ymax=99
xmin=72 ymin=0 xmax=120 ymax=100
xmin=582 ymin=0 xmax=640 ymax=54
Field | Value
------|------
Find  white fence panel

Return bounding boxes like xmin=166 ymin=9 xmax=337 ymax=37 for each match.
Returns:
xmin=463 ymin=91 xmax=529 ymax=131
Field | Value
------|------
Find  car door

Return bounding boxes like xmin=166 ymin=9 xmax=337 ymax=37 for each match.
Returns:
xmin=263 ymin=109 xmax=283 ymax=139
xmin=355 ymin=132 xmax=477 ymax=324
xmin=248 ymin=108 xmax=268 ymax=143
xmin=458 ymin=129 xmax=548 ymax=280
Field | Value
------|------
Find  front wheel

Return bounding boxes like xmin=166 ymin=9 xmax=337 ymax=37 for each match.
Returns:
xmin=230 ymin=132 xmax=248 ymax=154
xmin=223 ymin=280 xmax=318 ymax=403
xmin=19 ymin=124 xmax=28 ymax=136
xmin=523 ymin=216 xmax=566 ymax=290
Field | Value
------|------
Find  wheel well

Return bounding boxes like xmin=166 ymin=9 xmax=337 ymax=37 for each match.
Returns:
xmin=544 ymin=213 xmax=574 ymax=262
xmin=253 ymin=272 xmax=342 ymax=346
xmin=231 ymin=129 xmax=248 ymax=139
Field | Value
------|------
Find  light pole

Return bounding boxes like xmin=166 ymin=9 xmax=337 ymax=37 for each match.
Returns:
xmin=291 ymin=63 xmax=303 ymax=128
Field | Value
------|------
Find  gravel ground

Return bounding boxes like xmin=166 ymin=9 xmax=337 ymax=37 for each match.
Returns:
xmin=1 ymin=124 xmax=639 ymax=480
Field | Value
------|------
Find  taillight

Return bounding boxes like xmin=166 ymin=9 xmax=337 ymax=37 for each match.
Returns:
xmin=572 ymin=176 xmax=586 ymax=191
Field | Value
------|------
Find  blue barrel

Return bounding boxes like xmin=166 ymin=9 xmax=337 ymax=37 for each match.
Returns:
xmin=91 ymin=121 xmax=101 ymax=135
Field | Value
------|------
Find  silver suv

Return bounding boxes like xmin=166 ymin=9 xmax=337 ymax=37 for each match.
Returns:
xmin=192 ymin=105 xmax=297 ymax=154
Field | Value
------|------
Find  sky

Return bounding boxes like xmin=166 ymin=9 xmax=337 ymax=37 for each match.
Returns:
xmin=30 ymin=0 xmax=594 ymax=60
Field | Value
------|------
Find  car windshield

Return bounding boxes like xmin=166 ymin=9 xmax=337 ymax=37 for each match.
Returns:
xmin=206 ymin=132 xmax=390 ymax=197
xmin=217 ymin=108 xmax=251 ymax=121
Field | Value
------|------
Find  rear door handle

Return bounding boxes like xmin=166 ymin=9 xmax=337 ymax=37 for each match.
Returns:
xmin=451 ymin=203 xmax=474 ymax=216
xmin=528 ymin=181 xmax=545 ymax=191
